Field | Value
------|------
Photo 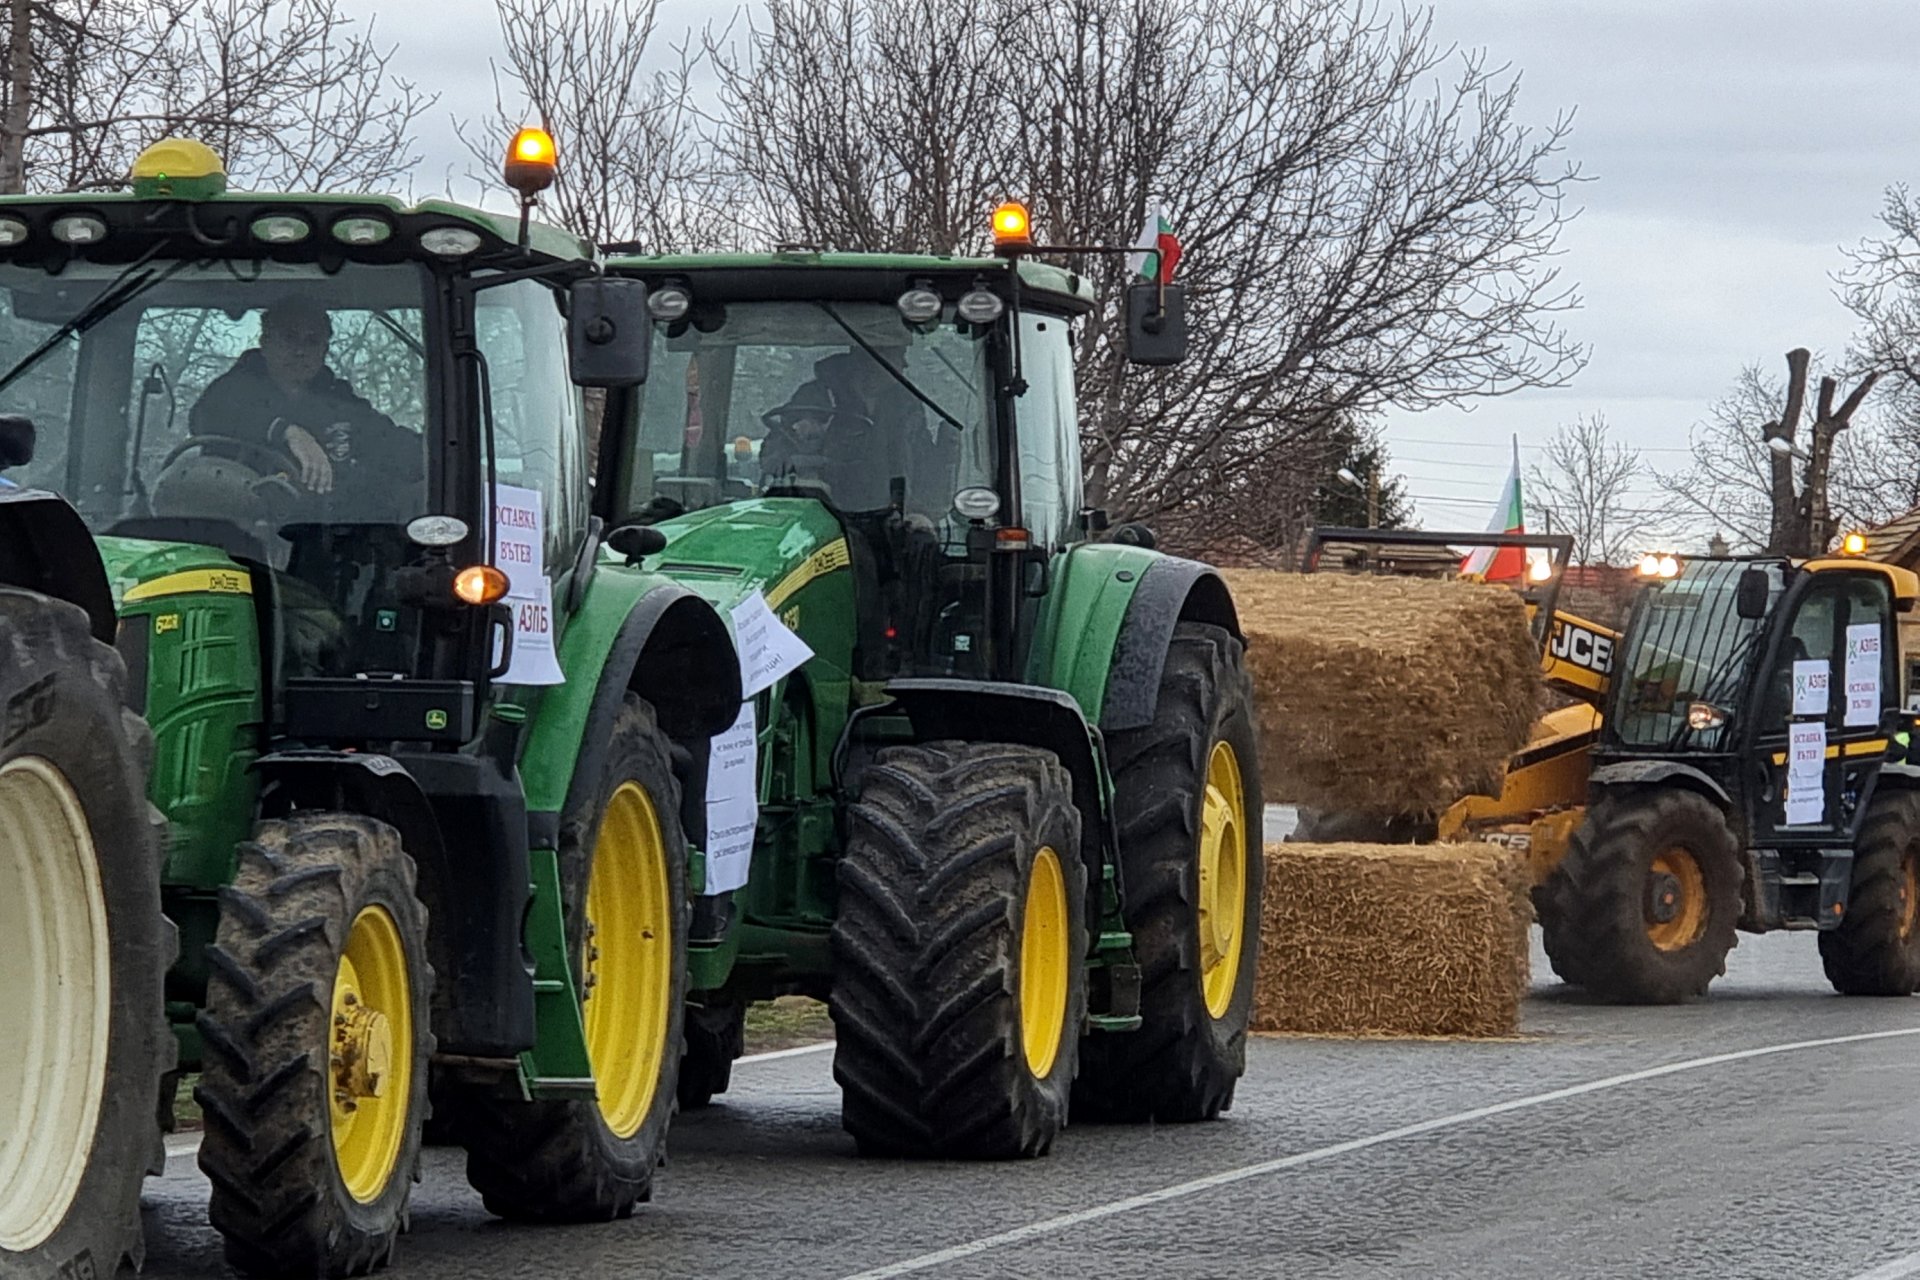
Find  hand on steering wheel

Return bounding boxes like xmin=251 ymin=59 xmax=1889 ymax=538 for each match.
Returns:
xmin=160 ymin=430 xmax=332 ymax=494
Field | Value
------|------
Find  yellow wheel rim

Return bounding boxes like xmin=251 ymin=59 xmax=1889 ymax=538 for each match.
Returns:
xmin=329 ymin=905 xmax=412 ymax=1204
xmin=581 ymin=781 xmax=674 ymax=1139
xmin=1196 ymin=740 xmax=1248 ymax=1019
xmin=1020 ymin=847 xmax=1070 ymax=1079
xmin=1645 ymin=848 xmax=1709 ymax=952
xmin=0 ymin=757 xmax=111 ymax=1253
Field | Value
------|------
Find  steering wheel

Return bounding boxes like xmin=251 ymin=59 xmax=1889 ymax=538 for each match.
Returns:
xmin=158 ymin=433 xmax=307 ymax=505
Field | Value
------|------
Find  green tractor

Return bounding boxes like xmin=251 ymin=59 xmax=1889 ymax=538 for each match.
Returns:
xmin=0 ymin=421 xmax=174 ymax=1279
xmin=598 ymin=204 xmax=1265 ymax=1156
xmin=0 ymin=134 xmax=741 ymax=1277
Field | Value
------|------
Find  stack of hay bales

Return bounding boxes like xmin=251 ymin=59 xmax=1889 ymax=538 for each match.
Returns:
xmin=1218 ymin=570 xmax=1542 ymax=819
xmin=1254 ymin=841 xmax=1533 ymax=1038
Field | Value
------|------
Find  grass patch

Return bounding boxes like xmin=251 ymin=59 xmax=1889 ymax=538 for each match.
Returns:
xmin=172 ymin=1073 xmax=202 ymax=1132
xmin=743 ymin=995 xmax=834 ymax=1054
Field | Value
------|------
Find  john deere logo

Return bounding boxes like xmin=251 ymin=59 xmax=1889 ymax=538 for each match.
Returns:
xmin=425 ymin=709 xmax=449 ymax=731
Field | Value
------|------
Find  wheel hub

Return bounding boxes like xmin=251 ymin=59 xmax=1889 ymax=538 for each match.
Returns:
xmin=1646 ymin=872 xmax=1682 ymax=925
xmin=1195 ymin=741 xmax=1247 ymax=1020
xmin=332 ymin=988 xmax=393 ymax=1107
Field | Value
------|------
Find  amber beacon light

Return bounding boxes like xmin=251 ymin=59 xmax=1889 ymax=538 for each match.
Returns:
xmin=503 ymin=127 xmax=558 ymax=199
xmin=991 ymin=201 xmax=1032 ymax=249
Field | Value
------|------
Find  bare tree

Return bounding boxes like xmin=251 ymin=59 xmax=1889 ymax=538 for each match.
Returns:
xmin=1659 ymin=352 xmax=1880 ymax=555
xmin=1527 ymin=414 xmax=1652 ymax=565
xmin=708 ymin=0 xmax=1585 ymax=546
xmin=1843 ymin=185 xmax=1920 ymax=394
xmin=0 ymin=0 xmax=429 ymax=195
xmin=460 ymin=0 xmax=719 ymax=250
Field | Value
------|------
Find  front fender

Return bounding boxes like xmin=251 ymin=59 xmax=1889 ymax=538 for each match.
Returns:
xmin=520 ymin=564 xmax=740 ymax=824
xmin=0 ymin=487 xmax=114 ymax=641
xmin=1588 ymin=760 xmax=1733 ymax=809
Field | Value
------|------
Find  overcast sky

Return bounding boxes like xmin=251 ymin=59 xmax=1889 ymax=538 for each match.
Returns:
xmin=354 ymin=0 xmax=1920 ymax=547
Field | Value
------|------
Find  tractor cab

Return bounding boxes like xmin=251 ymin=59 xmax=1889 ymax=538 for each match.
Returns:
xmin=0 ymin=137 xmax=643 ymax=734
xmin=1600 ymin=552 xmax=1914 ymax=851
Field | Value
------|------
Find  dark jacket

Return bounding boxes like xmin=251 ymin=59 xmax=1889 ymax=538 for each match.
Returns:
xmin=189 ymin=350 xmax=422 ymax=484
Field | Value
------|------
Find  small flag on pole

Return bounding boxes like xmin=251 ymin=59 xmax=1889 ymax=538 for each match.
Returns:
xmin=1460 ymin=435 xmax=1527 ymax=582
xmin=1128 ymin=206 xmax=1182 ymax=285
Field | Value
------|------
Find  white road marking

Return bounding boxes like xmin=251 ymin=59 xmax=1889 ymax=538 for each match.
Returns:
xmin=842 ymin=1026 xmax=1920 ymax=1280
xmin=1852 ymin=1252 xmax=1920 ymax=1280
xmin=161 ymin=1040 xmax=835 ymax=1164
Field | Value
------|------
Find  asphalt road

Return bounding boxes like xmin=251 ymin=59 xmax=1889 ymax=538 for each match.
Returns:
xmin=140 ymin=810 xmax=1920 ymax=1280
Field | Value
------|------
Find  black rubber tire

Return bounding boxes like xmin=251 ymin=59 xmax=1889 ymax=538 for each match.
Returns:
xmin=1820 ymin=790 xmax=1920 ymax=996
xmin=1075 ymin=622 xmax=1263 ymax=1123
xmin=454 ymin=695 xmax=689 ymax=1221
xmin=1541 ymin=788 xmax=1742 ymax=1004
xmin=196 ymin=813 xmax=434 ymax=1279
xmin=0 ymin=590 xmax=173 ymax=1280
xmin=831 ymin=740 xmax=1087 ymax=1159
xmin=679 ymin=999 xmax=745 ymax=1110
xmin=1532 ymin=868 xmax=1594 ymax=988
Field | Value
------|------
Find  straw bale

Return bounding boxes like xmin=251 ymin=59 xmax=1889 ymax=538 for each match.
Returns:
xmin=1253 ymin=841 xmax=1532 ymax=1038
xmin=1219 ymin=570 xmax=1541 ymax=817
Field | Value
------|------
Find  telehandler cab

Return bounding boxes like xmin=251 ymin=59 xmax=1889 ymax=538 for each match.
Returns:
xmin=0 ymin=132 xmax=739 ymax=1278
xmin=599 ymin=202 xmax=1265 ymax=1158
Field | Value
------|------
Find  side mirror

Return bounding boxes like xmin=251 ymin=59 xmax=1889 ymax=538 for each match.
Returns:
xmin=0 ymin=415 xmax=35 ymax=470
xmin=1112 ymin=520 xmax=1157 ymax=549
xmin=568 ymin=277 xmax=652 ymax=388
xmin=605 ymin=522 xmax=668 ymax=565
xmin=1124 ymin=283 xmax=1187 ymax=366
xmin=1735 ymin=567 xmax=1770 ymax=620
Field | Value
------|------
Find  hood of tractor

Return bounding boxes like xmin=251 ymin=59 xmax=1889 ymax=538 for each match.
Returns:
xmin=641 ymin=498 xmax=850 ymax=618
xmin=97 ymin=536 xmax=253 ymax=611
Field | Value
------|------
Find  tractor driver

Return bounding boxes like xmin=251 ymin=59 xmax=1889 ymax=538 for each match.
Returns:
xmin=186 ymin=297 xmax=424 ymax=508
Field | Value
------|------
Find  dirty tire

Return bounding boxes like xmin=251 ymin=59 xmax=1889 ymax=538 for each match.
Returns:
xmin=831 ymin=740 xmax=1087 ymax=1159
xmin=1076 ymin=622 xmax=1263 ymax=1123
xmin=679 ymin=999 xmax=745 ymax=1110
xmin=1533 ymin=870 xmax=1594 ymax=988
xmin=0 ymin=590 xmax=173 ymax=1280
xmin=196 ymin=813 xmax=434 ymax=1279
xmin=1820 ymin=790 xmax=1920 ymax=996
xmin=455 ymin=696 xmax=688 ymax=1221
xmin=1543 ymin=787 xmax=1741 ymax=1004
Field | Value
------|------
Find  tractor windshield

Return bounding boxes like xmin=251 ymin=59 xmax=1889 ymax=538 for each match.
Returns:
xmin=1610 ymin=559 xmax=1786 ymax=749
xmin=624 ymin=301 xmax=993 ymax=521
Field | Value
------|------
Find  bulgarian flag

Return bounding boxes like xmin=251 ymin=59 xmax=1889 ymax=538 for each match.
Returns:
xmin=1128 ymin=206 xmax=1182 ymax=285
xmin=1460 ymin=436 xmax=1527 ymax=582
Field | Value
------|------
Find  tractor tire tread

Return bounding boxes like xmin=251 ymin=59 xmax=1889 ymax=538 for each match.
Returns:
xmin=1820 ymin=790 xmax=1920 ymax=995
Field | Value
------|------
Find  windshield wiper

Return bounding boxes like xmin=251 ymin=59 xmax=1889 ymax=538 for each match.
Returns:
xmin=816 ymin=301 xmax=969 ymax=432
xmin=0 ymin=246 xmax=197 ymax=398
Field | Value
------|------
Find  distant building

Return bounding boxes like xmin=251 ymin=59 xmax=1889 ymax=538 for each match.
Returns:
xmin=1859 ymin=508 xmax=1920 ymax=569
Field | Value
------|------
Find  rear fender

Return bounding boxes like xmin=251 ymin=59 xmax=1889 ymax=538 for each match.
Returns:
xmin=0 ymin=487 xmax=114 ymax=641
xmin=881 ymin=678 xmax=1115 ymax=921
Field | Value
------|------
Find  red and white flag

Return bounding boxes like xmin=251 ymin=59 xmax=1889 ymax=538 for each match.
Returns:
xmin=1128 ymin=206 xmax=1182 ymax=285
xmin=1460 ymin=436 xmax=1527 ymax=582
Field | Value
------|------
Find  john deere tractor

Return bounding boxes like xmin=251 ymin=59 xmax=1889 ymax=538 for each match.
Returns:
xmin=597 ymin=205 xmax=1264 ymax=1157
xmin=0 ymin=134 xmax=739 ymax=1277
xmin=1 ymin=420 xmax=173 ymax=1279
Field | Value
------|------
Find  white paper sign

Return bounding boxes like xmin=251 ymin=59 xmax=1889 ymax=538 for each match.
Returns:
xmin=1791 ymin=660 xmax=1829 ymax=717
xmin=731 ymin=590 xmax=814 ymax=696
xmin=492 ymin=483 xmax=565 ymax=685
xmin=703 ymin=702 xmax=759 ymax=894
xmin=1785 ymin=720 xmax=1826 ymax=824
xmin=1845 ymin=623 xmax=1882 ymax=727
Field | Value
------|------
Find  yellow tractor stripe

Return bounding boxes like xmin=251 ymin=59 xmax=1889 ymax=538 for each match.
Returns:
xmin=1768 ymin=737 xmax=1890 ymax=765
xmin=123 ymin=568 xmax=253 ymax=602
xmin=766 ymin=538 xmax=850 ymax=610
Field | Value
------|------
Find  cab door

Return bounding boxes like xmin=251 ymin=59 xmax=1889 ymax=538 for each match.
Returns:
xmin=1749 ymin=570 xmax=1897 ymax=843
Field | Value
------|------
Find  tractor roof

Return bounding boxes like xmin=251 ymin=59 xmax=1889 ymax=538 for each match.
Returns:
xmin=606 ymin=250 xmax=1096 ymax=311
xmin=0 ymin=191 xmax=595 ymax=264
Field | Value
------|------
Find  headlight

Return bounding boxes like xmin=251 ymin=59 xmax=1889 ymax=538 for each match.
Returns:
xmin=406 ymin=515 xmax=469 ymax=548
xmin=896 ymin=287 xmax=942 ymax=324
xmin=50 ymin=215 xmax=107 ymax=245
xmin=647 ymin=286 xmax=692 ymax=321
xmin=250 ymin=214 xmax=311 ymax=244
xmin=420 ymin=226 xmax=483 ymax=258
xmin=332 ymin=216 xmax=393 ymax=246
xmin=957 ymin=289 xmax=1004 ymax=324
xmin=0 ymin=216 xmax=29 ymax=246
xmin=1686 ymin=702 xmax=1727 ymax=731
xmin=953 ymin=486 xmax=1001 ymax=521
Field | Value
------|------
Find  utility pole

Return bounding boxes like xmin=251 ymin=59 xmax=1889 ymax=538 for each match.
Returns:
xmin=1367 ymin=469 xmax=1379 ymax=529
